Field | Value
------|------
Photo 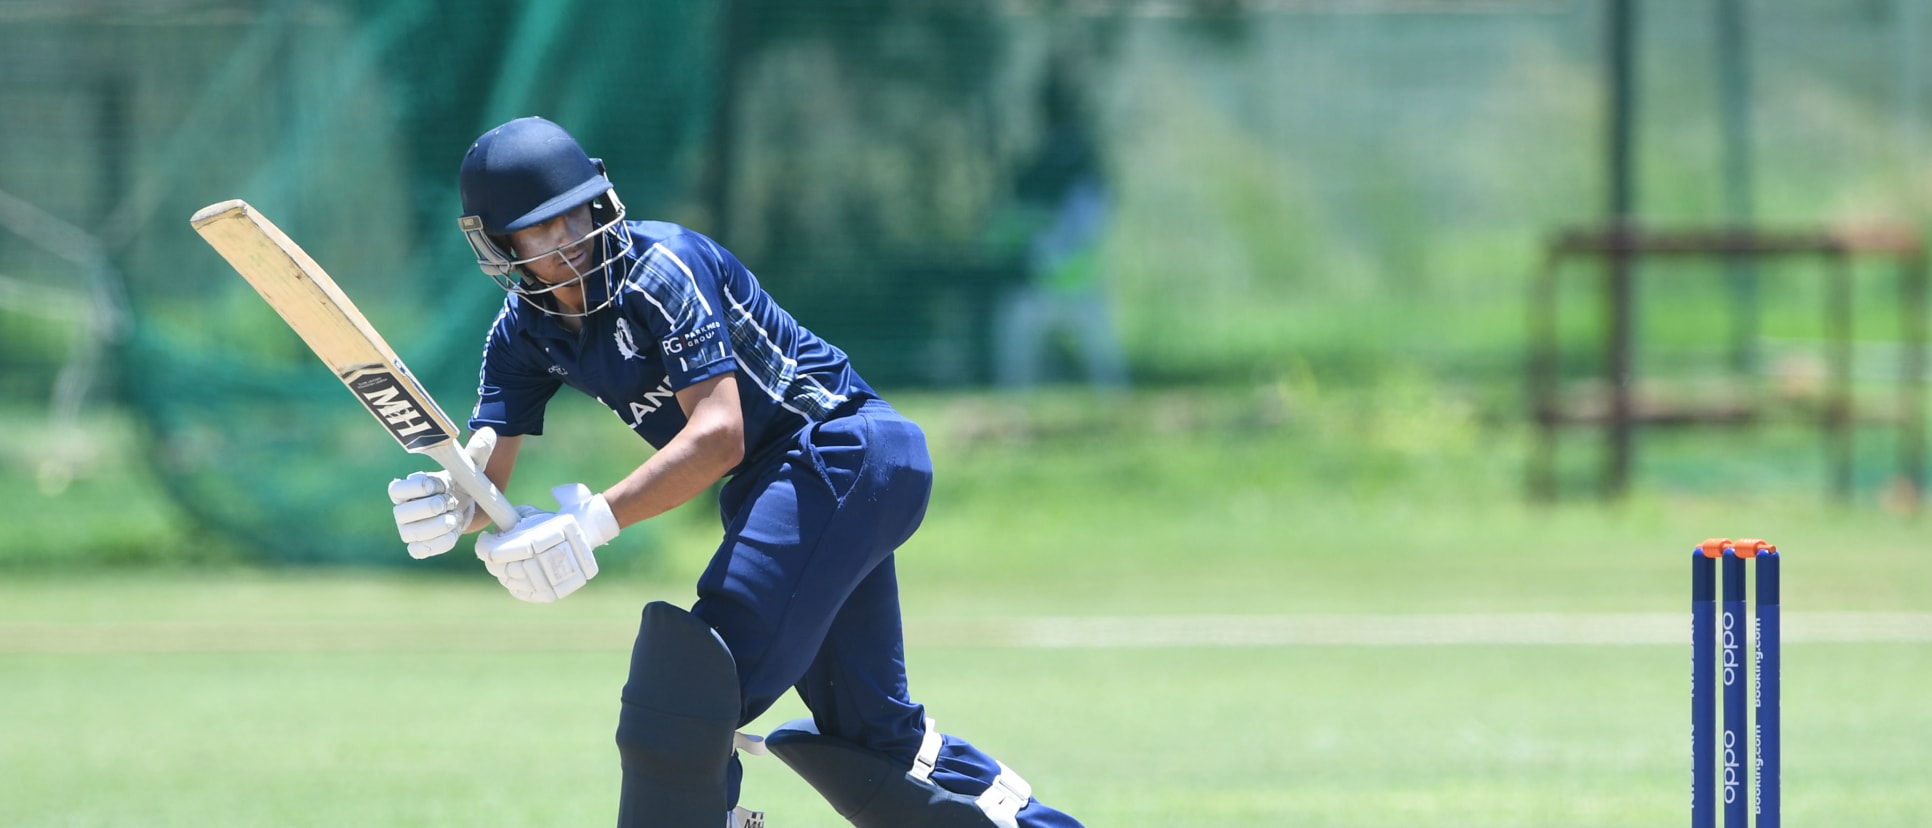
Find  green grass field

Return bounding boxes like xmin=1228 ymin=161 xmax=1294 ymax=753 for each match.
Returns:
xmin=5 ymin=387 xmax=1932 ymax=825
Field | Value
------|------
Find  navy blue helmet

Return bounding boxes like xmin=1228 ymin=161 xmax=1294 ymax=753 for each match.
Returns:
xmin=457 ymin=117 xmax=631 ymax=316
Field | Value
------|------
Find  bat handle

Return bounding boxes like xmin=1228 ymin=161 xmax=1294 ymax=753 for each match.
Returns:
xmin=422 ymin=441 xmax=523 ymax=532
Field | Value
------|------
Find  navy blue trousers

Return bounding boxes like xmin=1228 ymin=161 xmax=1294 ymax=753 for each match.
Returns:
xmin=679 ymin=398 xmax=1081 ymax=827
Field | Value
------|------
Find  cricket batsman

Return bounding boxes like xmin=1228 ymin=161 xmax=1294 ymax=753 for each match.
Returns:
xmin=384 ymin=116 xmax=1087 ymax=828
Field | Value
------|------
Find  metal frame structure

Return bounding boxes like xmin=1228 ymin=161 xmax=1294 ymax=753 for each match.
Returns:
xmin=1527 ymin=224 xmax=1928 ymax=504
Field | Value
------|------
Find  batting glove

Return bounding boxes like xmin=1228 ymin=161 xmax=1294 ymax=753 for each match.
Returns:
xmin=475 ymin=483 xmax=616 ymax=603
xmin=387 ymin=428 xmax=498 ymax=559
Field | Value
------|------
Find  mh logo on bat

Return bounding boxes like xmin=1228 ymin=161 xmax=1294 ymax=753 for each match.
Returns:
xmin=349 ymin=370 xmax=452 ymax=450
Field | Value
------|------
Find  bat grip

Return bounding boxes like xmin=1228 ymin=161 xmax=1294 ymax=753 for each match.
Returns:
xmin=422 ymin=441 xmax=522 ymax=532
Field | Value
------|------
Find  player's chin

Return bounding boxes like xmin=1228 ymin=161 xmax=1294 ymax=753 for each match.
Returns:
xmin=525 ymin=268 xmax=574 ymax=288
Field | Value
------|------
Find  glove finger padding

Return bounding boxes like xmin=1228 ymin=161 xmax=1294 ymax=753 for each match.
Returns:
xmin=392 ymin=492 xmax=459 ymax=525
xmin=397 ymin=511 xmax=462 ymax=545
xmin=406 ymin=536 xmax=457 ymax=560
xmin=388 ymin=471 xmax=449 ymax=505
xmin=511 ymin=559 xmax=555 ymax=603
xmin=497 ymin=559 xmax=534 ymax=601
xmin=390 ymin=473 xmax=464 ymax=559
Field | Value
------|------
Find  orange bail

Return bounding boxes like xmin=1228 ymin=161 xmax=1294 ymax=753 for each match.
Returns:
xmin=1733 ymin=538 xmax=1776 ymax=558
xmin=1698 ymin=538 xmax=1733 ymax=558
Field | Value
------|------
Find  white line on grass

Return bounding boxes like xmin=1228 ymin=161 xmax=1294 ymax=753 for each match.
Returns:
xmin=960 ymin=613 xmax=1932 ymax=648
xmin=3 ymin=613 xmax=1930 ymax=653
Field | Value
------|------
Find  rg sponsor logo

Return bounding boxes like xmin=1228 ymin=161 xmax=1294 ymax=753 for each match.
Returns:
xmin=660 ymin=320 xmax=720 ymax=356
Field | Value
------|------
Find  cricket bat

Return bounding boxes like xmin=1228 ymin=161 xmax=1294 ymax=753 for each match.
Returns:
xmin=190 ymin=199 xmax=521 ymax=532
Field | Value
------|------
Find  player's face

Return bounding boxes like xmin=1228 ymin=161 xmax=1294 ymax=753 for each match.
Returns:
xmin=507 ymin=204 xmax=597 ymax=287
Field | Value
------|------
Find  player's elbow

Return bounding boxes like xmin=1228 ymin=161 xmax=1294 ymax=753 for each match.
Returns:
xmin=715 ymin=428 xmax=745 ymax=472
xmin=697 ymin=415 xmax=745 ymax=473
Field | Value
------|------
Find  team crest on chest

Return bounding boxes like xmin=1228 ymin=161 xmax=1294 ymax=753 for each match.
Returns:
xmin=614 ymin=317 xmax=644 ymax=361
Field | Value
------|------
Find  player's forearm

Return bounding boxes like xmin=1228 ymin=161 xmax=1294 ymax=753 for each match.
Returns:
xmin=603 ymin=423 xmax=742 ymax=528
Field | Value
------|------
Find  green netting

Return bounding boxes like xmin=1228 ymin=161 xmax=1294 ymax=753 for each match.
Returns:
xmin=2 ymin=0 xmax=722 ymax=562
xmin=4 ymin=1 xmax=1932 ymax=560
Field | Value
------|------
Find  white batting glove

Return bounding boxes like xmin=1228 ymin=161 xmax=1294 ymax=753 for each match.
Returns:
xmin=387 ymin=428 xmax=498 ymax=559
xmin=475 ymin=483 xmax=617 ymax=603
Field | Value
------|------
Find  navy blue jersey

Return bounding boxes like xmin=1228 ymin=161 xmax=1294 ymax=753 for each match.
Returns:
xmin=469 ymin=220 xmax=875 ymax=470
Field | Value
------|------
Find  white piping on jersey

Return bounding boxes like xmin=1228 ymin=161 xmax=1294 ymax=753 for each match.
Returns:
xmin=719 ymin=284 xmax=812 ymax=418
xmin=621 ymin=253 xmax=679 ymax=326
xmin=473 ymin=303 xmax=516 ymax=419
xmin=620 ymin=243 xmax=724 ymax=329
xmin=733 ymin=360 xmax=812 ymax=419
xmin=651 ymin=243 xmax=715 ymax=317
xmin=722 ymin=283 xmax=849 ymax=418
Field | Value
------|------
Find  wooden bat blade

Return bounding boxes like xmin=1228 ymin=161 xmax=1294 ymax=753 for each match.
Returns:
xmin=191 ymin=199 xmax=520 ymax=531
xmin=191 ymin=200 xmax=429 ymax=410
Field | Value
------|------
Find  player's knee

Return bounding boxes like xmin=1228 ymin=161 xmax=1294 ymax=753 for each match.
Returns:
xmin=614 ymin=700 xmax=734 ymax=774
xmin=614 ymin=601 xmax=740 ymax=756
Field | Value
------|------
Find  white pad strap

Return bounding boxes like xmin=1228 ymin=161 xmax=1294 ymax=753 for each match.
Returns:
xmin=733 ymin=731 xmax=768 ymax=756
xmin=907 ymin=717 xmax=1032 ymax=828
xmin=976 ymin=762 xmax=1033 ymax=828
xmin=911 ymin=716 xmax=943 ymax=782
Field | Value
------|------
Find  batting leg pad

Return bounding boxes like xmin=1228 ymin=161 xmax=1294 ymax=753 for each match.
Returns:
xmin=765 ymin=717 xmax=1033 ymax=828
xmin=615 ymin=602 xmax=742 ymax=828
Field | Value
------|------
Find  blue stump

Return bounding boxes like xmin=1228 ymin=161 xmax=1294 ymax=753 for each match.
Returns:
xmin=1755 ymin=551 xmax=1780 ymax=828
xmin=1692 ymin=548 xmax=1717 ymax=828
xmin=1722 ymin=550 xmax=1749 ymax=828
